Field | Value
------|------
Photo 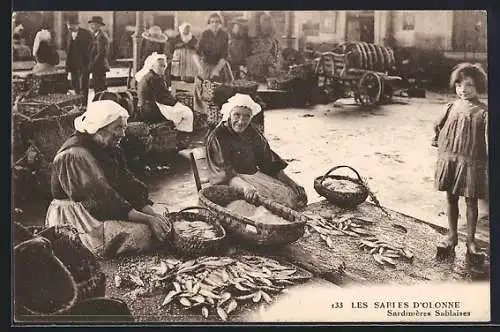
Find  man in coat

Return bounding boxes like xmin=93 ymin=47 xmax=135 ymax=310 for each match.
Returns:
xmin=88 ymin=16 xmax=110 ymax=94
xmin=65 ymin=16 xmax=93 ymax=105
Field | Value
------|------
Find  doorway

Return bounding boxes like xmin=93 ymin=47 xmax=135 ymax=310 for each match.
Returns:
xmin=346 ymin=11 xmax=374 ymax=43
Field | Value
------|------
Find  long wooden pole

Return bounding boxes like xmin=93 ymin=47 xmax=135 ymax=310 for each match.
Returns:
xmin=132 ymin=11 xmax=145 ymax=77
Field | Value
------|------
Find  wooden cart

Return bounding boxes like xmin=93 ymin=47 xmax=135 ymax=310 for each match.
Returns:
xmin=313 ymin=42 xmax=404 ymax=107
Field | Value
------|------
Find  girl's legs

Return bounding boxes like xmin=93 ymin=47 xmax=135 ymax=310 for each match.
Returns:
xmin=443 ymin=191 xmax=459 ymax=247
xmin=465 ymin=197 xmax=480 ymax=254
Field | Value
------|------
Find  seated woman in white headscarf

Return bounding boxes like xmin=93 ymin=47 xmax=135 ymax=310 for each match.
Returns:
xmin=45 ymin=100 xmax=172 ymax=257
xmin=206 ymin=93 xmax=308 ymax=210
xmin=32 ymin=28 xmax=60 ymax=73
xmin=135 ymin=52 xmax=194 ymax=132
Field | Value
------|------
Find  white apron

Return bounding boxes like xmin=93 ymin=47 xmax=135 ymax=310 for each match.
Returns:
xmin=155 ymin=101 xmax=194 ymax=132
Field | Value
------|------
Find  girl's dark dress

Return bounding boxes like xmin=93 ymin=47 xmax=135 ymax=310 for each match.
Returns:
xmin=434 ymin=99 xmax=488 ymax=198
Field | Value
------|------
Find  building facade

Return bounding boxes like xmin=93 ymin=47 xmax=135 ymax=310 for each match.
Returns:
xmin=297 ymin=10 xmax=487 ymax=60
xmin=13 ymin=10 xmax=487 ymax=62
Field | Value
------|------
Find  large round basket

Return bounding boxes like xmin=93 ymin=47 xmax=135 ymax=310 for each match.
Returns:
xmin=21 ymin=224 xmax=106 ymax=302
xmin=167 ymin=206 xmax=226 ymax=258
xmin=198 ymin=185 xmax=307 ymax=247
xmin=313 ymin=165 xmax=369 ymax=208
xmin=225 ymin=80 xmax=259 ymax=95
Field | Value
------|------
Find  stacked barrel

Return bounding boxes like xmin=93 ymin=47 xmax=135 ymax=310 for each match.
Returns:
xmin=339 ymin=42 xmax=396 ymax=73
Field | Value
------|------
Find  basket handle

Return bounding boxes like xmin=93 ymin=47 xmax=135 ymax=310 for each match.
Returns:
xmin=176 ymin=206 xmax=217 ymax=218
xmin=320 ymin=165 xmax=364 ymax=184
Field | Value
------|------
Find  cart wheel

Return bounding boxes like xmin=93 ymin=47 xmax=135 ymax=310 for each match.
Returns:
xmin=357 ymin=72 xmax=382 ymax=107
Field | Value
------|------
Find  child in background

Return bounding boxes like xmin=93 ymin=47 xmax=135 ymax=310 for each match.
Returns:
xmin=433 ymin=63 xmax=488 ymax=261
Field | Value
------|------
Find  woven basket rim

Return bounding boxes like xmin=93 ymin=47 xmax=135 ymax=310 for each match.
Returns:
xmin=199 ymin=186 xmax=306 ymax=230
xmin=169 ymin=211 xmax=226 ymax=243
xmin=14 ymin=238 xmax=79 ymax=315
xmin=314 ymin=174 xmax=368 ymax=196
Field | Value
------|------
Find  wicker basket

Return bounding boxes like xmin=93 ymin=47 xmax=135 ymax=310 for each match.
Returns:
xmin=33 ymin=71 xmax=70 ymax=95
xmin=198 ymin=185 xmax=306 ymax=247
xmin=167 ymin=206 xmax=226 ymax=257
xmin=313 ymin=165 xmax=369 ymax=208
xmin=16 ymin=94 xmax=84 ymax=118
xmin=12 ymin=77 xmax=27 ymax=103
xmin=17 ymin=106 xmax=85 ymax=163
xmin=176 ymin=91 xmax=194 ymax=110
xmin=201 ymin=79 xmax=222 ymax=102
xmin=24 ymin=224 xmax=106 ymax=302
xmin=228 ymin=80 xmax=259 ymax=95
xmin=213 ymin=80 xmax=260 ymax=105
xmin=266 ymin=75 xmax=295 ymax=91
xmin=148 ymin=122 xmax=178 ymax=153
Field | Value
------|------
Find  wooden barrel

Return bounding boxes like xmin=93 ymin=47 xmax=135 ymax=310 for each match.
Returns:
xmin=341 ymin=42 xmax=395 ymax=72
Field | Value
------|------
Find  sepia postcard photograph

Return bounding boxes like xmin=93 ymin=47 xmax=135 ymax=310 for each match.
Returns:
xmin=11 ymin=8 xmax=492 ymax=325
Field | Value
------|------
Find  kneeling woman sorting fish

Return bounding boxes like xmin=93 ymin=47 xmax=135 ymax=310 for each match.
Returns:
xmin=206 ymin=93 xmax=308 ymax=210
xmin=45 ymin=101 xmax=171 ymax=257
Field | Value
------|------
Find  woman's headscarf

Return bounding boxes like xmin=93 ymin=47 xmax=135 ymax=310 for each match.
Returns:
xmin=33 ymin=29 xmax=52 ymax=57
xmin=220 ymin=93 xmax=262 ymax=121
xmin=74 ymin=100 xmax=129 ymax=134
xmin=134 ymin=52 xmax=167 ymax=83
xmin=179 ymin=22 xmax=193 ymax=44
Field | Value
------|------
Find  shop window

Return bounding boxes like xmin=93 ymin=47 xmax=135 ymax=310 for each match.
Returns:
xmin=303 ymin=21 xmax=320 ymax=36
xmin=402 ymin=14 xmax=415 ymax=31
xmin=321 ymin=12 xmax=337 ymax=33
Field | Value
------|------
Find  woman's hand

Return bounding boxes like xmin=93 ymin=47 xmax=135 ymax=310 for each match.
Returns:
xmin=146 ymin=215 xmax=171 ymax=242
xmin=292 ymin=183 xmax=308 ymax=206
xmin=243 ymin=185 xmax=259 ymax=203
xmin=141 ymin=204 xmax=168 ymax=219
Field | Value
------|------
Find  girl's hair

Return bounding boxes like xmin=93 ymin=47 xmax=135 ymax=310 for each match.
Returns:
xmin=449 ymin=62 xmax=487 ymax=94
xmin=207 ymin=12 xmax=223 ymax=25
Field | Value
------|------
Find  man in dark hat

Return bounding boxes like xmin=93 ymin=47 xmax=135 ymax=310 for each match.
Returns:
xmin=65 ymin=16 xmax=93 ymax=105
xmin=88 ymin=16 xmax=110 ymax=94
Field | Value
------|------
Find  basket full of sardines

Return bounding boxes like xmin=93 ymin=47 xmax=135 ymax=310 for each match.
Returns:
xmin=314 ymin=165 xmax=370 ymax=208
xmin=167 ymin=206 xmax=227 ymax=257
xmin=198 ymin=185 xmax=307 ymax=247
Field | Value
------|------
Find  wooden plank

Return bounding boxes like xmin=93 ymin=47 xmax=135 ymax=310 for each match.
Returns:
xmin=274 ymin=241 xmax=346 ymax=284
xmin=286 ymin=200 xmax=490 ymax=286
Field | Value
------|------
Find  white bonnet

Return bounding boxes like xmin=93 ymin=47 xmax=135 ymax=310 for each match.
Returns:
xmin=134 ymin=52 xmax=167 ymax=83
xmin=220 ymin=93 xmax=262 ymax=121
xmin=74 ymin=100 xmax=129 ymax=134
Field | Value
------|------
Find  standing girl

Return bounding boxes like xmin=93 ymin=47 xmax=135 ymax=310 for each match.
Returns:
xmin=433 ymin=63 xmax=488 ymax=260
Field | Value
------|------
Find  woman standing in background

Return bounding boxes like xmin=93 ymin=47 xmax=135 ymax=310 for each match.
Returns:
xmin=140 ymin=26 xmax=168 ymax=69
xmin=228 ymin=20 xmax=250 ymax=80
xmin=192 ymin=12 xmax=232 ymax=128
xmin=32 ymin=27 xmax=60 ymax=73
xmin=246 ymin=12 xmax=282 ymax=82
xmin=169 ymin=22 xmax=198 ymax=83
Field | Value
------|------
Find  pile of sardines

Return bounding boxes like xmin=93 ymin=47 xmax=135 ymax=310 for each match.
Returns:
xmin=302 ymin=212 xmax=414 ymax=267
xmin=114 ymin=255 xmax=310 ymax=321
